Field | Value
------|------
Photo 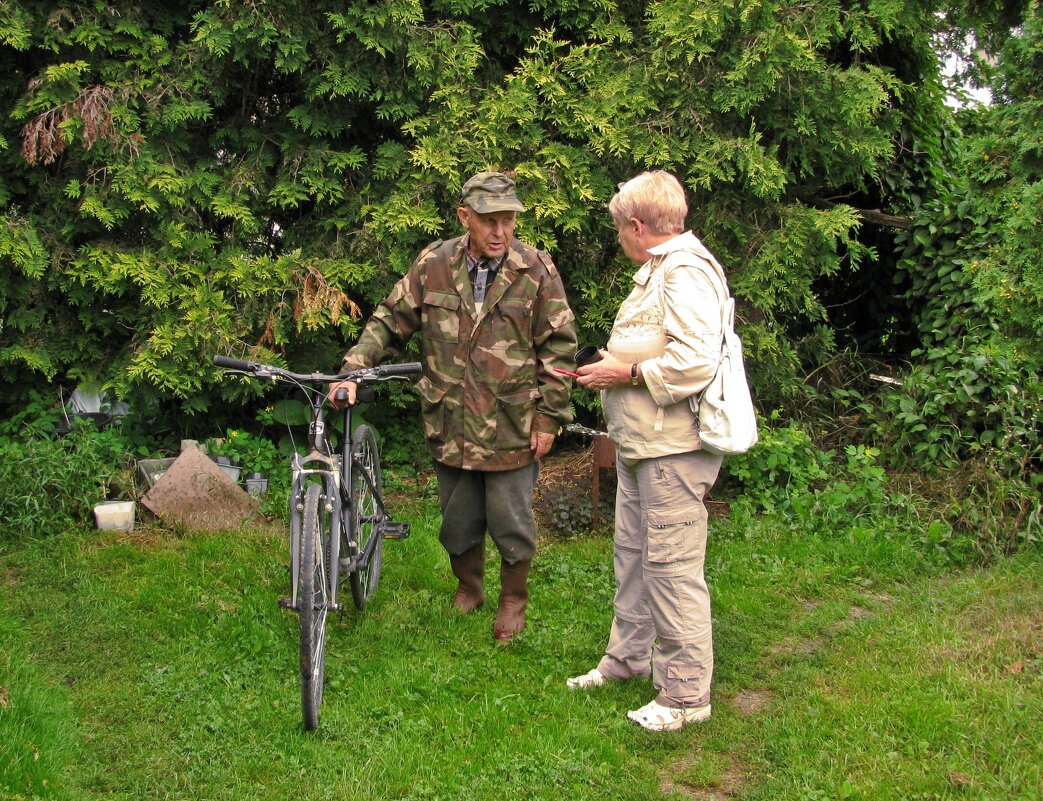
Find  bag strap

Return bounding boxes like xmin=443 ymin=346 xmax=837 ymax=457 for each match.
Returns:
xmin=721 ymin=296 xmax=736 ymax=335
xmin=657 ymin=245 xmax=740 ymax=404
xmin=657 ymin=248 xmax=729 ymax=321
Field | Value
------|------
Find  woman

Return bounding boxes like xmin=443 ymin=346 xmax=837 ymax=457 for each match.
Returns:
xmin=568 ymin=171 xmax=728 ymax=731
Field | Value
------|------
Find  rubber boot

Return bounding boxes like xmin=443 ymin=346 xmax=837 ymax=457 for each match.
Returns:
xmin=493 ymin=559 xmax=531 ymax=643
xmin=449 ymin=543 xmax=485 ymax=613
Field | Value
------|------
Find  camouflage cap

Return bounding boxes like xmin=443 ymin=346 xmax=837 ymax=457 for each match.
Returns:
xmin=459 ymin=171 xmax=526 ymax=213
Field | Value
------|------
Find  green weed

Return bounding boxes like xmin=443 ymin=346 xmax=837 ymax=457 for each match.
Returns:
xmin=0 ymin=420 xmax=136 ymax=541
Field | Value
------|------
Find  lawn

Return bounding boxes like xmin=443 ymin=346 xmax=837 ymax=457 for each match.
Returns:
xmin=1 ymin=488 xmax=1040 ymax=801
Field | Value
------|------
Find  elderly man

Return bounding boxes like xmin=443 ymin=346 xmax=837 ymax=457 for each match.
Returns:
xmin=329 ymin=171 xmax=577 ymax=643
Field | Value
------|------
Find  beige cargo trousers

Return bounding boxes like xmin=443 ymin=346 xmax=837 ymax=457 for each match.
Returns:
xmin=596 ymin=448 xmax=723 ymax=707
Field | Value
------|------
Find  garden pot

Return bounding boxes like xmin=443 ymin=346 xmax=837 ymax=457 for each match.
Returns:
xmin=209 ymin=455 xmax=242 ymax=484
xmin=137 ymin=457 xmax=177 ymax=488
xmin=244 ymin=472 xmax=268 ymax=496
xmin=94 ymin=500 xmax=135 ymax=532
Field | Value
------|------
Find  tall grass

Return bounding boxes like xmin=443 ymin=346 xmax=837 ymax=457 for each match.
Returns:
xmin=0 ymin=420 xmax=136 ymax=541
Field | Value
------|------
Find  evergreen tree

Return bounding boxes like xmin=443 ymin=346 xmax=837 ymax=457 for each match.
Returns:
xmin=0 ymin=0 xmax=1022 ymax=422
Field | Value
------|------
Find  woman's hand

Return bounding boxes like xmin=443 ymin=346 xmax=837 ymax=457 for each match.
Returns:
xmin=576 ymin=351 xmax=636 ymax=390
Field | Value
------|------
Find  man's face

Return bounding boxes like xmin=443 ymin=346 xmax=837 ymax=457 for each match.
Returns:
xmin=458 ymin=207 xmax=517 ymax=260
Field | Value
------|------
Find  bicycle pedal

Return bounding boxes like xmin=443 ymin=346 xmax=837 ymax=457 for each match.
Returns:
xmin=381 ymin=521 xmax=410 ymax=540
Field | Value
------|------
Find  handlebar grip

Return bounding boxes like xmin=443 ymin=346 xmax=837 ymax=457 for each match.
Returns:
xmin=213 ymin=355 xmax=255 ymax=371
xmin=378 ymin=362 xmax=423 ymax=377
xmin=335 ymin=388 xmax=348 ymax=402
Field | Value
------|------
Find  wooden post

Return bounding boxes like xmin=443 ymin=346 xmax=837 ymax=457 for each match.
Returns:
xmin=591 ymin=434 xmax=616 ymax=529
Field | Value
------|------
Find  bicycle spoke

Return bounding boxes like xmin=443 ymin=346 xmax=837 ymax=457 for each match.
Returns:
xmin=348 ymin=425 xmax=384 ymax=609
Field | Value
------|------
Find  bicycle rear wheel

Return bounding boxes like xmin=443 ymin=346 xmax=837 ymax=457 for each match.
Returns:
xmin=299 ymin=482 xmax=330 ymax=730
xmin=348 ymin=424 xmax=384 ymax=609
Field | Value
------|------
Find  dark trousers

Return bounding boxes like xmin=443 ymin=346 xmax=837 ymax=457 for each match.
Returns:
xmin=434 ymin=461 xmax=539 ymax=564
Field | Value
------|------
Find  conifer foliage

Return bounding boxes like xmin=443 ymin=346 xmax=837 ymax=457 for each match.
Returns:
xmin=0 ymin=0 xmax=1022 ymax=418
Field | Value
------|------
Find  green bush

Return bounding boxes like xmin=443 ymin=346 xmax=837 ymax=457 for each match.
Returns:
xmin=893 ymin=462 xmax=1043 ymax=564
xmin=796 ymin=444 xmax=890 ymax=528
xmin=207 ymin=428 xmax=282 ymax=481
xmin=720 ymin=420 xmax=832 ymax=514
xmin=871 ymin=335 xmax=1042 ymax=477
xmin=0 ymin=0 xmax=986 ymax=425
xmin=357 ymin=397 xmax=426 ymax=474
xmin=724 ymin=426 xmax=892 ymax=528
xmin=722 ymin=419 xmax=1040 ymax=566
xmin=0 ymin=420 xmax=136 ymax=540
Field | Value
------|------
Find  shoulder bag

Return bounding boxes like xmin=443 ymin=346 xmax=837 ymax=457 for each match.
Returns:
xmin=693 ymin=293 xmax=758 ymax=455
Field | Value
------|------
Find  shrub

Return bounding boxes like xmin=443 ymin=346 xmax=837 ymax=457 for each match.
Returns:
xmin=0 ymin=419 xmax=136 ymax=540
xmin=719 ymin=420 xmax=832 ymax=514
xmin=208 ymin=428 xmax=282 ymax=481
xmin=722 ymin=418 xmax=1040 ymax=566
xmin=872 ymin=336 xmax=1042 ymax=477
xmin=893 ymin=462 xmax=1043 ymax=564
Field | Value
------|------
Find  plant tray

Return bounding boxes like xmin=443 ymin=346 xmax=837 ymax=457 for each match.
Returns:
xmin=137 ymin=457 xmax=177 ymax=488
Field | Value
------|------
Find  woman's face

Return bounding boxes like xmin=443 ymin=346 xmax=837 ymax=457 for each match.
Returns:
xmin=616 ymin=217 xmax=647 ymax=265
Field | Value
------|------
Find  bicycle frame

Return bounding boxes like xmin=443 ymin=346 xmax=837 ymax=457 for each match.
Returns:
xmin=286 ymin=387 xmax=393 ymax=614
xmin=287 ymin=389 xmax=346 ymax=614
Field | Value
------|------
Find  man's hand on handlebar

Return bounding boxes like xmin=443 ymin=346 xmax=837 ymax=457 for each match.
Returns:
xmin=327 ymin=380 xmax=358 ymax=408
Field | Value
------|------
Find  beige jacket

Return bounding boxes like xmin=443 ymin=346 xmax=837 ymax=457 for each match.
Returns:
xmin=603 ymin=231 xmax=727 ymax=460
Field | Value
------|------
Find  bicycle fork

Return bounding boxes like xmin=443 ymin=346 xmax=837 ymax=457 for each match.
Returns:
xmin=281 ymin=452 xmax=344 ymax=614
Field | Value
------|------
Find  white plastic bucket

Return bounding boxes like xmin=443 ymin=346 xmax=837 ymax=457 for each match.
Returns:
xmin=94 ymin=500 xmax=136 ymax=532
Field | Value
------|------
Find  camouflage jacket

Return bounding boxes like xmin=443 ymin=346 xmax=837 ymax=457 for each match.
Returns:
xmin=342 ymin=235 xmax=577 ymax=471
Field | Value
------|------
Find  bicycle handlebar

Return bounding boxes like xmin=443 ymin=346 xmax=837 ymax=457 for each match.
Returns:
xmin=213 ymin=355 xmax=259 ymax=371
xmin=212 ymin=355 xmax=422 ymax=386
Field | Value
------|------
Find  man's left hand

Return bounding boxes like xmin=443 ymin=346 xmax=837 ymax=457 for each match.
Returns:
xmin=530 ymin=430 xmax=555 ymax=460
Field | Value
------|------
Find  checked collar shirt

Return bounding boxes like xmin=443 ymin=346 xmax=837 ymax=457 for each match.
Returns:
xmin=463 ymin=236 xmax=506 ymax=310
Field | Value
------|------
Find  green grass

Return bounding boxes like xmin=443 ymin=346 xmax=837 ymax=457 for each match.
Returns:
xmin=1 ymin=492 xmax=1040 ymax=801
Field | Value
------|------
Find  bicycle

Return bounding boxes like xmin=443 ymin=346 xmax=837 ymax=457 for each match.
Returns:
xmin=213 ymin=355 xmax=422 ymax=730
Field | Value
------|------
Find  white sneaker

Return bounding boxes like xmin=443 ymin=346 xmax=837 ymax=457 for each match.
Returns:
xmin=566 ymin=668 xmax=606 ymax=690
xmin=627 ymin=699 xmax=712 ymax=731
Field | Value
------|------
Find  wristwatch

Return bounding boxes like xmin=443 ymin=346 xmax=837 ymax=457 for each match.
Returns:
xmin=630 ymin=363 xmax=639 ymax=386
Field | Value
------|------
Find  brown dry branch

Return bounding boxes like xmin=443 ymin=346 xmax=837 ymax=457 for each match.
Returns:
xmin=295 ymin=264 xmax=362 ymax=326
xmin=22 ymin=85 xmax=119 ymax=165
xmin=258 ymin=306 xmax=285 ymax=349
xmin=536 ymin=441 xmax=595 ymax=488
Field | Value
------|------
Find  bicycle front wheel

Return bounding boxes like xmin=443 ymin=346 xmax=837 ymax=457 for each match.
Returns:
xmin=348 ymin=424 xmax=384 ymax=610
xmin=299 ymin=482 xmax=330 ymax=731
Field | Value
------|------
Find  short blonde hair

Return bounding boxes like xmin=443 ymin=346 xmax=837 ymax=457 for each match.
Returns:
xmin=609 ymin=171 xmax=687 ymax=235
